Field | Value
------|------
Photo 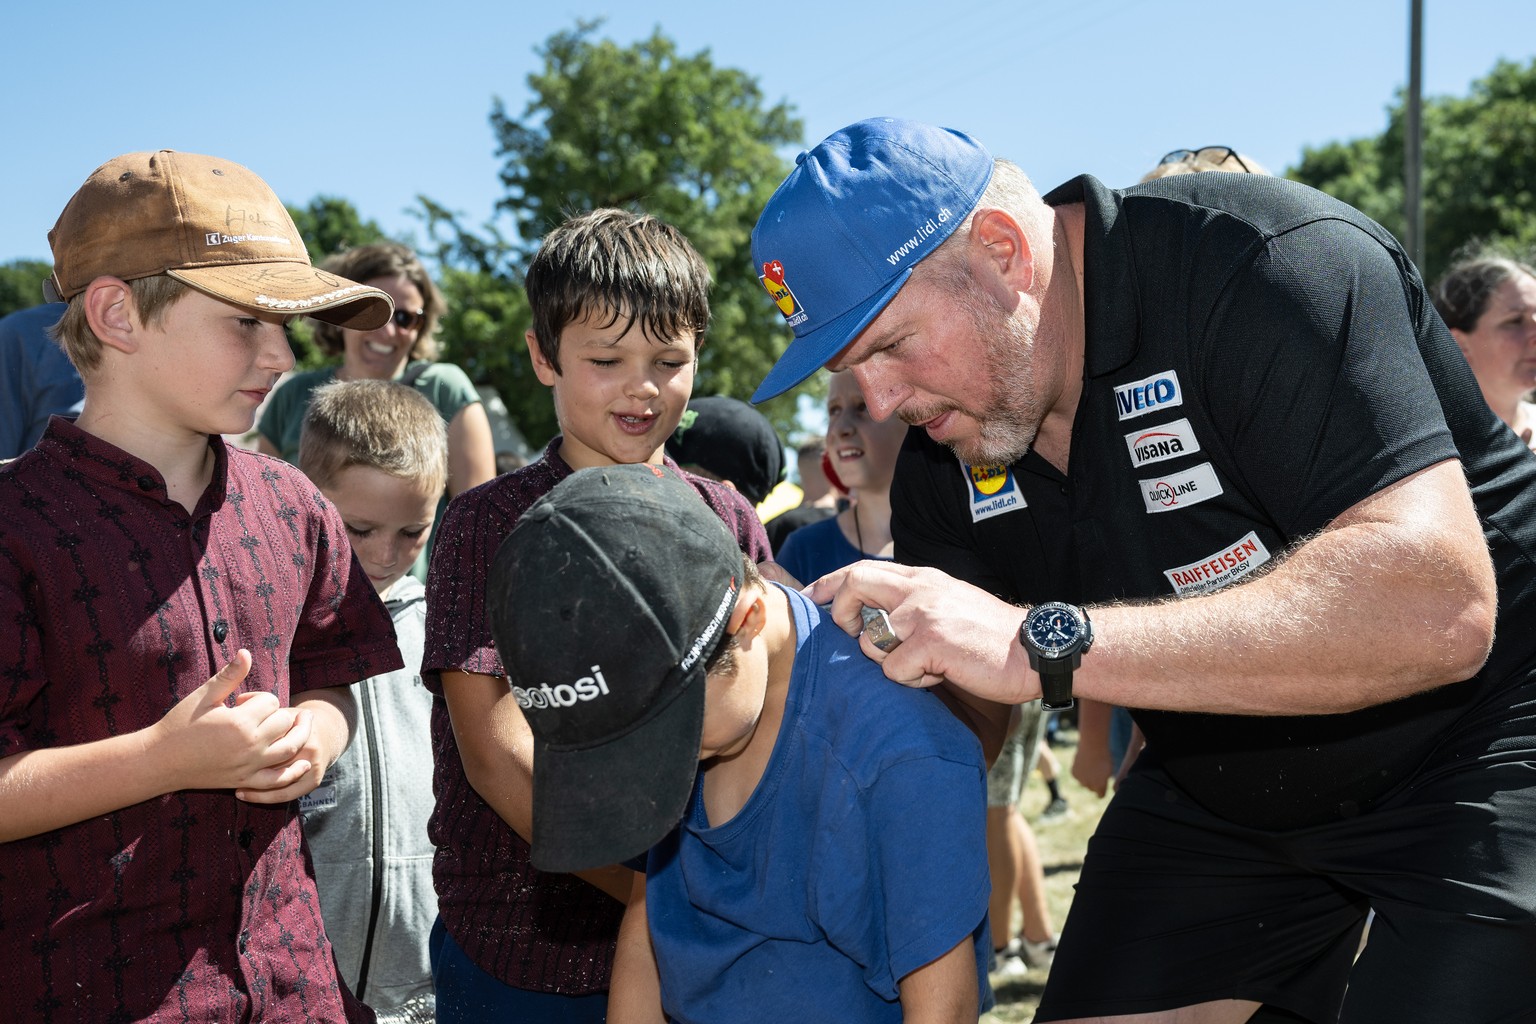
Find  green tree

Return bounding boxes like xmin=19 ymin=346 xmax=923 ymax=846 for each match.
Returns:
xmin=0 ymin=259 xmax=53 ymax=319
xmin=425 ymin=21 xmax=805 ymax=444
xmin=287 ymin=196 xmax=391 ymax=263
xmin=282 ymin=197 xmax=396 ymax=368
xmin=1292 ymin=58 xmax=1536 ymax=282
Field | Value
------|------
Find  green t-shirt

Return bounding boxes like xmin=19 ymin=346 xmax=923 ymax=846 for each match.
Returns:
xmin=258 ymin=360 xmax=482 ymax=581
xmin=259 ymin=361 xmax=481 ymax=462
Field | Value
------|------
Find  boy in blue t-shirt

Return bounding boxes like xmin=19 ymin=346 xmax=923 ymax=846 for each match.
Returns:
xmin=486 ymin=463 xmax=993 ymax=1022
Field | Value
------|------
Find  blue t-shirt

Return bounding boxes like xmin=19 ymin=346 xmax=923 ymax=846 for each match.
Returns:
xmin=644 ymin=586 xmax=992 ymax=1023
xmin=775 ymin=513 xmax=891 ymax=585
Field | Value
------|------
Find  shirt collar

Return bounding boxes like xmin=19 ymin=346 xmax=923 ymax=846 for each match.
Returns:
xmin=1042 ymin=174 xmax=1142 ymax=380
xmin=36 ymin=416 xmax=230 ymax=516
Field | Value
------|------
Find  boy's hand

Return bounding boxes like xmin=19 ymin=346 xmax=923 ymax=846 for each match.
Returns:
xmin=148 ymin=650 xmax=316 ymax=796
xmin=239 ymin=686 xmax=360 ymax=805
xmin=235 ymin=695 xmax=330 ymax=805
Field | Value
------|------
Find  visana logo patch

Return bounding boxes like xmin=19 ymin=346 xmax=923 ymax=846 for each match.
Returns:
xmin=1123 ymin=417 xmax=1201 ymax=468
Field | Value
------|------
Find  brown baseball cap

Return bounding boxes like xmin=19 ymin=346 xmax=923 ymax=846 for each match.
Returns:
xmin=45 ymin=150 xmax=392 ymax=330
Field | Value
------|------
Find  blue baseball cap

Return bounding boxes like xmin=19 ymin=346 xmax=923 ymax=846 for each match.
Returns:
xmin=749 ymin=118 xmax=994 ymax=403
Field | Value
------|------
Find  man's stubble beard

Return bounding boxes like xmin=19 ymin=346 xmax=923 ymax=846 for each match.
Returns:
xmin=901 ymin=287 xmax=1045 ymax=465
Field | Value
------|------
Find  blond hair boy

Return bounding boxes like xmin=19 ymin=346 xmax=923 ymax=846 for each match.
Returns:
xmin=298 ymin=379 xmax=447 ymax=1021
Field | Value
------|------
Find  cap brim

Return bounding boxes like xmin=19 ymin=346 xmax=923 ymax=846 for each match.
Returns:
xmin=529 ymin=667 xmax=705 ymax=873
xmin=169 ymin=264 xmax=393 ymax=330
xmin=750 ymin=267 xmax=912 ymax=403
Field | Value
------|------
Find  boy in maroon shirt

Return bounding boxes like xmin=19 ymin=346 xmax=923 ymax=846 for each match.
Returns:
xmin=0 ymin=151 xmax=404 ymax=1023
xmin=423 ymin=208 xmax=770 ymax=1022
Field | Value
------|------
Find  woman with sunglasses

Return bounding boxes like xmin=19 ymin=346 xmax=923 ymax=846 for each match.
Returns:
xmin=258 ymin=241 xmax=497 ymax=578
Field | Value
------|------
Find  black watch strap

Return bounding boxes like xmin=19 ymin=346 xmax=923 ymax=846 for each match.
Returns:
xmin=1038 ymin=667 xmax=1075 ymax=712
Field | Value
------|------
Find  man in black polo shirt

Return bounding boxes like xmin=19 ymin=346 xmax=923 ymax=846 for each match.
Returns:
xmin=749 ymin=118 xmax=1536 ymax=1023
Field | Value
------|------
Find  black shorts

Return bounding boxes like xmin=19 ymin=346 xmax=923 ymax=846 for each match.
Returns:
xmin=1034 ymin=758 xmax=1536 ymax=1023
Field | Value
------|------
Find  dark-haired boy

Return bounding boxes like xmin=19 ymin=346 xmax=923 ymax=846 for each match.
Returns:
xmin=422 ymin=208 xmax=770 ymax=1022
xmin=0 ymin=151 xmax=402 ymax=1022
xmin=488 ymin=463 xmax=992 ymax=1023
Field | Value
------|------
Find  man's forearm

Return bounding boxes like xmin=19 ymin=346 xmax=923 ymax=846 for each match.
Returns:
xmin=897 ymin=937 xmax=979 ymax=1023
xmin=1077 ymin=464 xmax=1495 ymax=715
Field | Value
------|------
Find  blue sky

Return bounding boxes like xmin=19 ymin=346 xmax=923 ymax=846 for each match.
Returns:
xmin=4 ymin=0 xmax=1534 ymax=265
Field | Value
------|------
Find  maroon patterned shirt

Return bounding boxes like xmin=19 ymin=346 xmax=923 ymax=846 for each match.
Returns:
xmin=0 ymin=418 xmax=403 ymax=1024
xmin=424 ymin=440 xmax=769 ymax=993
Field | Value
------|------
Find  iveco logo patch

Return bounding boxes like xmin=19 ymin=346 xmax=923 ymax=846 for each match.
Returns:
xmin=1114 ymin=370 xmax=1183 ymax=421
xmin=1140 ymin=462 xmax=1222 ymax=513
xmin=1124 ymin=417 xmax=1202 ymax=468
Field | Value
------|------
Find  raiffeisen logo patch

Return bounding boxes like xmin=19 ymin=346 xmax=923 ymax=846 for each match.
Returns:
xmin=512 ymin=665 xmax=610 ymax=710
xmin=760 ymin=260 xmax=807 ymax=329
xmin=964 ymin=462 xmax=1025 ymax=522
xmin=1163 ymin=531 xmax=1273 ymax=596
xmin=1123 ymin=417 xmax=1202 ymax=468
xmin=1139 ymin=462 xmax=1222 ymax=514
xmin=1114 ymin=369 xmax=1183 ymax=421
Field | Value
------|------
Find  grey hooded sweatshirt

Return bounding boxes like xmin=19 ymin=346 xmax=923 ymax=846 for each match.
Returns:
xmin=302 ymin=574 xmax=436 ymax=1022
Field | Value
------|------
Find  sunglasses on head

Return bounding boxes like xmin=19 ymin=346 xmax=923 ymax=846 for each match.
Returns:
xmin=390 ymin=308 xmax=425 ymax=331
xmin=1158 ymin=146 xmax=1252 ymax=173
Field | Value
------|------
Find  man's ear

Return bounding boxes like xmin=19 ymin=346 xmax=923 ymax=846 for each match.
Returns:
xmin=968 ymin=207 xmax=1035 ymax=304
xmin=525 ymin=327 xmax=559 ymax=387
xmin=83 ymin=277 xmax=139 ymax=355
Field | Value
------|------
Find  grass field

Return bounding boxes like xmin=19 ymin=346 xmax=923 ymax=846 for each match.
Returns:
xmin=981 ymin=730 xmax=1109 ymax=1023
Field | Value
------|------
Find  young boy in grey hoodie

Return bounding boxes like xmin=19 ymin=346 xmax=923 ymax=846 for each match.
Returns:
xmin=299 ymin=379 xmax=448 ymax=1023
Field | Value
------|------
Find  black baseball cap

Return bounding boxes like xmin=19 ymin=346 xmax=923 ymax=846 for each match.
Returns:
xmin=664 ymin=395 xmax=785 ymax=505
xmin=486 ymin=463 xmax=744 ymax=873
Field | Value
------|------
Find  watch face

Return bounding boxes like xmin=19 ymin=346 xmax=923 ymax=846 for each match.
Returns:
xmin=1026 ymin=603 xmax=1084 ymax=659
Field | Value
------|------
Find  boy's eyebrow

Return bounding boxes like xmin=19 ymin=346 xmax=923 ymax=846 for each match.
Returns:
xmin=571 ymin=332 xmax=696 ymax=353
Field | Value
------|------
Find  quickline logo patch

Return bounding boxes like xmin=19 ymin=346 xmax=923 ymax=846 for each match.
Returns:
xmin=1139 ymin=462 xmax=1222 ymax=513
